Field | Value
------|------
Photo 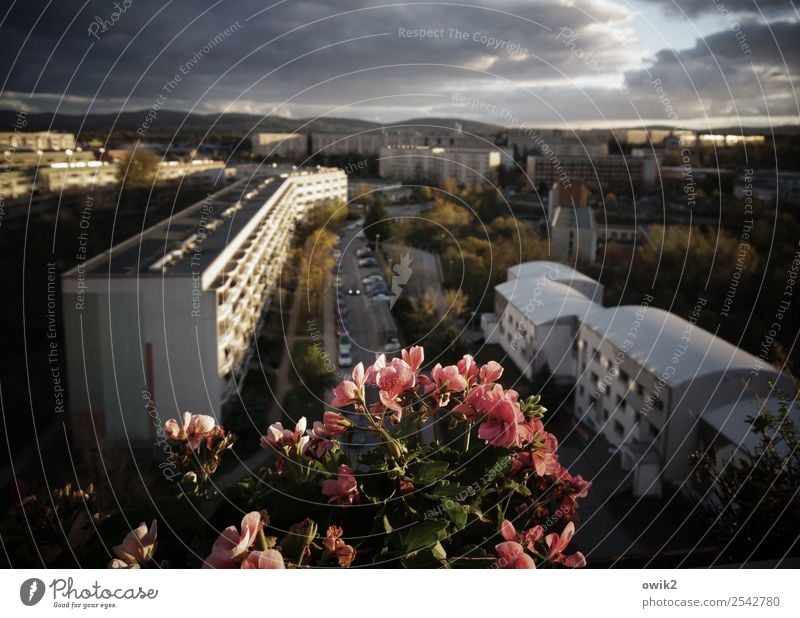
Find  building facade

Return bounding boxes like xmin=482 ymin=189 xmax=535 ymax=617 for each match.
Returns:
xmin=379 ymin=146 xmax=501 ymax=184
xmin=61 ymin=167 xmax=347 ymax=449
xmin=251 ymin=133 xmax=309 ymax=159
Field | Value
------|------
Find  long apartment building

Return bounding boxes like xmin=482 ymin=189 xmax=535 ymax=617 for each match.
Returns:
xmin=61 ymin=167 xmax=347 ymax=448
xmin=527 ymin=153 xmax=658 ymax=191
xmin=483 ymin=261 xmax=795 ymax=497
xmin=0 ymin=130 xmax=76 ymax=151
xmin=379 ymin=146 xmax=502 ymax=184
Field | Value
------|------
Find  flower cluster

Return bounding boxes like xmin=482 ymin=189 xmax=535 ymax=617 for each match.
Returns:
xmin=163 ymin=413 xmax=236 ymax=492
xmin=495 ymin=519 xmax=585 ymax=569
xmin=109 ymin=520 xmax=158 ymax=569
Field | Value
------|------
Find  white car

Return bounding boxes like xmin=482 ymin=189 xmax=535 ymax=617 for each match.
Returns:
xmin=338 ymin=350 xmax=353 ymax=367
xmin=371 ymin=293 xmax=392 ymax=303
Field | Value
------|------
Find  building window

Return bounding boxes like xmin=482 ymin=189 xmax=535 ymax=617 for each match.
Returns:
xmin=603 ymin=408 xmax=609 ymax=421
xmin=614 ymin=420 xmax=624 ymax=435
xmin=619 ymin=370 xmax=629 ymax=383
xmin=579 ymin=385 xmax=585 ymax=396
xmin=637 ymin=383 xmax=644 ymax=397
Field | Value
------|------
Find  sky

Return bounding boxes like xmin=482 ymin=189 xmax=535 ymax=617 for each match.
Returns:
xmin=0 ymin=0 xmax=798 ymax=130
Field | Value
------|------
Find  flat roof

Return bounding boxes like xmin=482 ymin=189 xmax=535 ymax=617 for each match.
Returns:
xmin=496 ymin=277 xmax=598 ymax=327
xmin=581 ymin=305 xmax=766 ymax=385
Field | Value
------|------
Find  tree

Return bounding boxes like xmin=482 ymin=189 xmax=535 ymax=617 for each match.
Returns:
xmin=118 ymin=148 xmax=160 ymax=188
xmin=690 ymin=392 xmax=800 ymax=563
xmin=363 ymin=196 xmax=394 ymax=243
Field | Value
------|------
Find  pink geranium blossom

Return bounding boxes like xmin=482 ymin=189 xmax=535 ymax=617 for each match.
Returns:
xmin=321 ymin=464 xmax=360 ymax=505
xmin=108 ymin=520 xmax=157 ymax=568
xmin=545 ymin=522 xmax=586 ymax=568
xmin=500 ymin=519 xmax=544 ymax=552
xmin=323 ymin=411 xmax=350 ymax=436
xmin=260 ymin=417 xmax=308 ymax=451
xmin=241 ymin=549 xmax=285 ymax=569
xmin=375 ymin=358 xmax=416 ymax=415
xmin=477 ymin=391 xmax=524 ymax=448
xmin=479 ymin=360 xmax=504 ymax=384
xmin=495 ymin=541 xmax=536 ymax=569
xmin=165 ymin=413 xmax=217 ymax=449
xmin=401 ymin=346 xmax=425 ymax=373
xmin=331 ymin=362 xmax=367 ymax=407
xmin=203 ymin=512 xmax=261 ymax=569
xmin=456 ymin=354 xmax=480 ymax=385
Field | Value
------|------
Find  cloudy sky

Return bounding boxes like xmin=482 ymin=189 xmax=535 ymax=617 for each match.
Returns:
xmin=1 ymin=0 xmax=798 ymax=129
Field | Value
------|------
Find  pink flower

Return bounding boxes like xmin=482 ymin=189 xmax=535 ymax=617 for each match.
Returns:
xmin=477 ymin=392 xmax=524 ymax=448
xmin=500 ymin=519 xmax=543 ymax=552
xmin=304 ymin=421 xmax=335 ymax=459
xmin=479 ymin=360 xmax=504 ymax=384
xmin=331 ymin=362 xmax=367 ymax=407
xmin=324 ymin=525 xmax=343 ymax=553
xmin=241 ymin=549 xmax=285 ymax=569
xmin=431 ymin=363 xmax=468 ymax=393
xmin=545 ymin=522 xmax=586 ymax=568
xmin=260 ymin=417 xmax=308 ymax=451
xmin=452 ymin=384 xmax=488 ymax=420
xmin=164 ymin=413 xmax=217 ymax=449
xmin=495 ymin=541 xmax=536 ymax=569
xmin=203 ymin=512 xmax=261 ymax=569
xmin=376 ymin=358 xmax=416 ymax=415
xmin=321 ymin=464 xmax=360 ymax=505
xmin=401 ymin=346 xmax=425 ymax=373
xmin=364 ymin=355 xmax=386 ymax=385
xmin=323 ymin=411 xmax=350 ymax=436
xmin=108 ymin=520 xmax=157 ymax=568
xmin=457 ymin=354 xmax=480 ymax=384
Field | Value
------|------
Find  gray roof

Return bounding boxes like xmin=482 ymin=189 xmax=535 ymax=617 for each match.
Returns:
xmin=703 ymin=395 xmax=799 ymax=456
xmin=581 ymin=306 xmax=767 ymax=385
xmin=496 ymin=277 xmax=598 ymax=327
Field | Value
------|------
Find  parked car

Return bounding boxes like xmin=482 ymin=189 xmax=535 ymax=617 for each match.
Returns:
xmin=366 ymin=283 xmax=388 ymax=295
xmin=370 ymin=293 xmax=392 ymax=303
xmin=361 ymin=274 xmax=384 ymax=285
xmin=383 ymin=336 xmax=401 ymax=353
xmin=338 ymin=335 xmax=352 ymax=353
xmin=338 ymin=350 xmax=353 ymax=367
xmin=346 ymin=223 xmax=358 ymax=231
xmin=358 ymin=257 xmax=378 ymax=268
xmin=336 ymin=321 xmax=348 ymax=337
xmin=347 ymin=287 xmax=361 ymax=296
xmin=356 ymin=247 xmax=372 ymax=258
xmin=332 ymin=249 xmax=342 ymax=259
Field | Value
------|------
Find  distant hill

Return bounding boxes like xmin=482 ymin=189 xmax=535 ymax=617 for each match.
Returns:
xmin=0 ymin=109 xmax=794 ymax=141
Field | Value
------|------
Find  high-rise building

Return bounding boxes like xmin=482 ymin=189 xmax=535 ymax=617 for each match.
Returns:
xmin=60 ymin=167 xmax=346 ymax=449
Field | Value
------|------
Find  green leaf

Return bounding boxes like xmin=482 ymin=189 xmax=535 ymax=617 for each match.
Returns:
xmin=390 ymin=518 xmax=449 ymax=553
xmin=442 ymin=499 xmax=468 ymax=530
xmin=415 ymin=461 xmax=450 ymax=484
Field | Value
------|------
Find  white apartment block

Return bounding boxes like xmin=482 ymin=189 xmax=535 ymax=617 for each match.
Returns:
xmin=379 ymin=146 xmax=501 ymax=184
xmin=0 ymin=131 xmax=76 ymax=151
xmin=484 ymin=261 xmax=794 ymax=498
xmin=3 ymin=149 xmax=96 ymax=169
xmin=251 ymin=133 xmax=308 ymax=158
xmin=0 ymin=170 xmax=34 ymax=199
xmin=155 ymin=159 xmax=235 ymax=184
xmin=61 ymin=167 xmax=347 ymax=448
xmin=37 ymin=162 xmax=119 ymax=192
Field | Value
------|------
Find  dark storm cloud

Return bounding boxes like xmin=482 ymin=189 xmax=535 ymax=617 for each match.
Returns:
xmin=639 ymin=0 xmax=798 ymax=17
xmin=622 ymin=19 xmax=800 ymax=121
xmin=0 ymin=0 xmax=797 ymax=126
